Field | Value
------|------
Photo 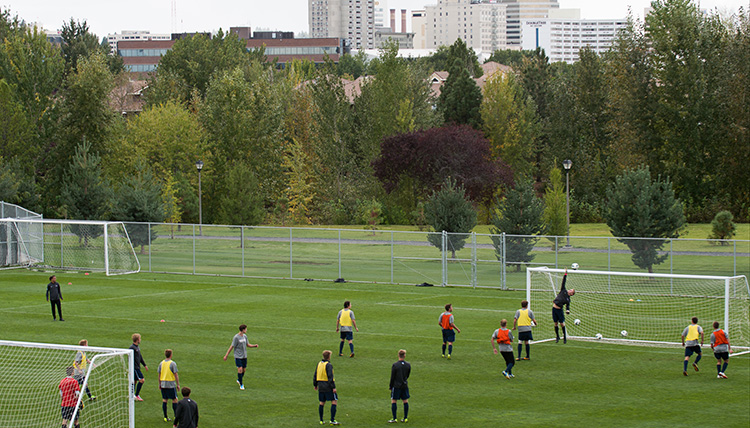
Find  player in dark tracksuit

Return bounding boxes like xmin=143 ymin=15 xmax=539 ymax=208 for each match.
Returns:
xmin=314 ymin=350 xmax=339 ymax=425
xmin=389 ymin=349 xmax=411 ymax=423
xmin=552 ymin=269 xmax=575 ymax=344
xmin=46 ymin=275 xmax=64 ymax=321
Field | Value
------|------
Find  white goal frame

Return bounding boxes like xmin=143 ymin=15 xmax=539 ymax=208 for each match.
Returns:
xmin=0 ymin=218 xmax=140 ymax=276
xmin=527 ymin=267 xmax=750 ymax=354
xmin=0 ymin=340 xmax=135 ymax=428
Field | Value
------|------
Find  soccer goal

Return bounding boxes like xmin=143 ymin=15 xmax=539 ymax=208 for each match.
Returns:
xmin=0 ymin=340 xmax=134 ymax=428
xmin=526 ymin=267 xmax=750 ymax=354
xmin=0 ymin=218 xmax=140 ymax=275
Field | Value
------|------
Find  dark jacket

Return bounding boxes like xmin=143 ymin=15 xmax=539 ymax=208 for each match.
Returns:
xmin=173 ymin=397 xmax=198 ymax=428
xmin=46 ymin=282 xmax=62 ymax=301
xmin=389 ymin=360 xmax=411 ymax=389
xmin=553 ymin=274 xmax=570 ymax=310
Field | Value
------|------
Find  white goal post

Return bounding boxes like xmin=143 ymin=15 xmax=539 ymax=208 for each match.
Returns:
xmin=0 ymin=218 xmax=140 ymax=276
xmin=526 ymin=267 xmax=750 ymax=353
xmin=0 ymin=340 xmax=134 ymax=428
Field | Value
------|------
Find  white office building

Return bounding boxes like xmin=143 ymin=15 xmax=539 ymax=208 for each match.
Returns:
xmin=521 ymin=9 xmax=627 ymax=63
xmin=309 ymin=0 xmax=375 ymax=49
xmin=105 ymin=31 xmax=171 ymax=55
xmin=502 ymin=0 xmax=559 ymax=49
xmin=424 ymin=0 xmax=507 ymax=55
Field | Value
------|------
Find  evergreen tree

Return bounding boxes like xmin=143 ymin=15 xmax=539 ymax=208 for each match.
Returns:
xmin=708 ymin=211 xmax=736 ymax=244
xmin=438 ymin=59 xmax=483 ymax=128
xmin=604 ymin=166 xmax=686 ymax=273
xmin=490 ymin=180 xmax=545 ymax=271
xmin=216 ymin=161 xmax=265 ymax=226
xmin=424 ymin=178 xmax=477 ymax=258
xmin=543 ymin=166 xmax=566 ymax=248
xmin=111 ymin=163 xmax=166 ymax=254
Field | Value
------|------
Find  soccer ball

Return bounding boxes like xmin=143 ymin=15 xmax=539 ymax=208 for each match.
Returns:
xmin=621 ymin=330 xmax=628 ymax=337
xmin=573 ymin=319 xmax=581 ymax=325
xmin=571 ymin=263 xmax=579 ymax=270
xmin=595 ymin=333 xmax=603 ymax=340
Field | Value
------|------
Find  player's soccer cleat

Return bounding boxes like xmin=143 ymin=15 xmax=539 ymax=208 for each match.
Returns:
xmin=59 ymin=319 xmax=65 ymax=321
xmin=510 ymin=374 xmax=515 ymax=378
xmin=163 ymin=417 xmax=171 ymax=422
xmin=446 ymin=354 xmax=451 ymax=360
xmin=237 ymin=380 xmax=241 ymax=386
xmin=563 ymin=338 xmax=567 ymax=344
xmin=441 ymin=354 xmax=445 ymax=358
xmin=555 ymin=338 xmax=559 ymax=343
xmin=134 ymin=395 xmax=143 ymax=401
xmin=239 ymin=384 xmax=245 ymax=390
xmin=339 ymin=353 xmax=343 ymax=357
xmin=401 ymin=419 xmax=408 ymax=423
xmin=502 ymin=371 xmax=510 ymax=379
xmin=516 ymin=357 xmax=521 ymax=361
xmin=683 ymin=371 xmax=688 ymax=376
xmin=320 ymin=421 xmax=325 ymax=425
xmin=719 ymin=372 xmax=728 ymax=379
xmin=693 ymin=363 xmax=699 ymax=372
xmin=89 ymin=395 xmax=96 ymax=401
xmin=349 ymin=353 xmax=354 ymax=358
xmin=330 ymin=420 xmax=340 ymax=425
xmin=522 ymin=357 xmax=530 ymax=360
xmin=388 ymin=419 xmax=398 ymax=423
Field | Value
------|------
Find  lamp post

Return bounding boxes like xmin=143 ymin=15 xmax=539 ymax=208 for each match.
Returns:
xmin=563 ymin=159 xmax=572 ymax=247
xmin=196 ymin=160 xmax=203 ymax=236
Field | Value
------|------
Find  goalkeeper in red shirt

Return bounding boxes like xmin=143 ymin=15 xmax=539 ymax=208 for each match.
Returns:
xmin=59 ymin=366 xmax=81 ymax=428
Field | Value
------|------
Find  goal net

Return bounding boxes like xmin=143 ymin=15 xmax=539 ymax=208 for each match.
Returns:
xmin=0 ymin=340 xmax=134 ymax=428
xmin=527 ymin=268 xmax=750 ymax=353
xmin=0 ymin=218 xmax=140 ymax=275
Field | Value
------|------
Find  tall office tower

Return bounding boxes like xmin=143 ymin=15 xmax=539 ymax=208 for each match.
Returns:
xmin=424 ymin=0 xmax=506 ymax=54
xmin=375 ymin=0 xmax=388 ymax=29
xmin=309 ymin=0 xmax=375 ymax=49
xmin=412 ymin=10 xmax=427 ymax=49
xmin=502 ymin=0 xmax=559 ymax=49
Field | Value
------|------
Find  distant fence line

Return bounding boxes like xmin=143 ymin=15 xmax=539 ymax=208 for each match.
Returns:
xmin=119 ymin=222 xmax=748 ymax=289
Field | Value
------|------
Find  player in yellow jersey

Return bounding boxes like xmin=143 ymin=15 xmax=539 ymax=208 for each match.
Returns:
xmin=681 ymin=317 xmax=704 ymax=376
xmin=513 ymin=300 xmax=536 ymax=360
xmin=336 ymin=301 xmax=358 ymax=357
xmin=313 ymin=350 xmax=339 ymax=425
xmin=73 ymin=339 xmax=95 ymax=401
xmin=158 ymin=349 xmax=180 ymax=422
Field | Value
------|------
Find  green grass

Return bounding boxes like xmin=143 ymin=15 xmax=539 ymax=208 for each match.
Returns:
xmin=1 ymin=270 xmax=748 ymax=427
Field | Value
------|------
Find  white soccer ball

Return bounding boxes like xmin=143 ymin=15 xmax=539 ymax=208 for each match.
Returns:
xmin=573 ymin=319 xmax=581 ymax=325
xmin=571 ymin=263 xmax=579 ymax=270
xmin=621 ymin=330 xmax=628 ymax=337
xmin=595 ymin=333 xmax=603 ymax=340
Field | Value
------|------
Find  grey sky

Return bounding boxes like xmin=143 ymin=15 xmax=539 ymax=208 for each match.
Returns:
xmin=2 ymin=0 xmax=746 ymax=40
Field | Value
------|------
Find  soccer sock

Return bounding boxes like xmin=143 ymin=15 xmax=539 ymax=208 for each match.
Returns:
xmin=319 ymin=404 xmax=324 ymax=421
xmin=392 ymin=402 xmax=397 ymax=419
xmin=694 ymin=354 xmax=701 ymax=364
xmin=517 ymin=344 xmax=522 ymax=356
xmin=135 ymin=382 xmax=143 ymax=396
xmin=239 ymin=372 xmax=244 ymax=385
xmin=722 ymin=362 xmax=728 ymax=373
xmin=562 ymin=326 xmax=567 ymax=339
xmin=448 ymin=344 xmax=453 ymax=355
xmin=507 ymin=362 xmax=514 ymax=374
xmin=442 ymin=344 xmax=446 ymax=355
xmin=555 ymin=326 xmax=559 ymax=339
xmin=86 ymin=387 xmax=92 ymax=398
xmin=349 ymin=343 xmax=354 ymax=353
xmin=172 ymin=402 xmax=177 ymax=415
xmin=403 ymin=402 xmax=409 ymax=419
xmin=162 ymin=402 xmax=168 ymax=418
xmin=339 ymin=341 xmax=344 ymax=354
xmin=331 ymin=404 xmax=337 ymax=421
xmin=717 ymin=363 xmax=722 ymax=374
xmin=525 ymin=343 xmax=530 ymax=358
xmin=683 ymin=360 xmax=688 ymax=372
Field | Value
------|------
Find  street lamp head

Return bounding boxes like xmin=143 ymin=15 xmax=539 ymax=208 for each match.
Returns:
xmin=195 ymin=160 xmax=204 ymax=171
xmin=563 ymin=159 xmax=572 ymax=170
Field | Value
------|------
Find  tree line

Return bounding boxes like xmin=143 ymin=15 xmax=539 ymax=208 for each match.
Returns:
xmin=0 ymin=0 xmax=747 ymax=243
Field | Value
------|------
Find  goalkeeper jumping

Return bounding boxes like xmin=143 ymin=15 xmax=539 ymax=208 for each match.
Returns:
xmin=552 ymin=268 xmax=575 ymax=344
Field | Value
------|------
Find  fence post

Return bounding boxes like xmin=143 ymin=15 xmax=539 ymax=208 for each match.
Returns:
xmin=338 ymin=229 xmax=342 ymax=279
xmin=669 ymin=239 xmax=673 ymax=275
xmin=471 ymin=232 xmax=477 ymax=289
xmin=60 ymin=223 xmax=64 ymax=268
xmin=192 ymin=224 xmax=196 ymax=275
xmin=390 ymin=231 xmax=394 ymax=284
xmin=241 ymin=226 xmax=245 ymax=277
xmin=502 ymin=232 xmax=506 ymax=290
xmin=289 ymin=227 xmax=293 ymax=279
xmin=148 ymin=223 xmax=151 ymax=272
xmin=554 ymin=236 xmax=558 ymax=268
xmin=733 ymin=240 xmax=736 ymax=276
xmin=442 ymin=231 xmax=447 ymax=286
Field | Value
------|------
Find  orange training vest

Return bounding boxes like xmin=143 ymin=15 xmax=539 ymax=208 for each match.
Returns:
xmin=496 ymin=329 xmax=511 ymax=344
xmin=441 ymin=313 xmax=453 ymax=330
xmin=714 ymin=330 xmax=729 ymax=346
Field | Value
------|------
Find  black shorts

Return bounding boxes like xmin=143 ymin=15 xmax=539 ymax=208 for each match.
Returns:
xmin=518 ymin=331 xmax=533 ymax=342
xmin=340 ymin=331 xmax=353 ymax=341
xmin=442 ymin=329 xmax=456 ymax=343
xmin=714 ymin=351 xmax=729 ymax=360
xmin=134 ymin=368 xmax=144 ymax=381
xmin=501 ymin=351 xmax=515 ymax=365
xmin=161 ymin=387 xmax=177 ymax=400
xmin=391 ymin=387 xmax=410 ymax=400
xmin=318 ymin=391 xmax=338 ymax=402
xmin=684 ymin=345 xmax=702 ymax=357
xmin=235 ymin=358 xmax=248 ymax=368
xmin=61 ymin=406 xmax=80 ymax=420
xmin=552 ymin=307 xmax=565 ymax=323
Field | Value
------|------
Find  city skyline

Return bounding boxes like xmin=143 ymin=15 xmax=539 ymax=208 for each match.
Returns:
xmin=2 ymin=0 xmax=747 ymax=40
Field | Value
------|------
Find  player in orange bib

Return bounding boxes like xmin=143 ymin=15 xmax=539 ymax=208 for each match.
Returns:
xmin=438 ymin=304 xmax=460 ymax=359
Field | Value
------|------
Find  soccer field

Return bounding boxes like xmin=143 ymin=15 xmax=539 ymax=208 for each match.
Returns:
xmin=1 ymin=270 xmax=748 ymax=427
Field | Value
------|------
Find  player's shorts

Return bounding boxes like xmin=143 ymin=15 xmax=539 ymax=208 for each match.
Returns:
xmin=391 ymin=387 xmax=410 ymax=400
xmin=340 ymin=331 xmax=353 ymax=341
xmin=518 ymin=331 xmax=533 ymax=341
xmin=713 ymin=351 xmax=729 ymax=360
xmin=61 ymin=406 xmax=80 ymax=420
xmin=501 ymin=351 xmax=515 ymax=365
xmin=160 ymin=387 xmax=177 ymax=400
xmin=442 ymin=328 xmax=456 ymax=343
xmin=552 ymin=307 xmax=565 ymax=323
xmin=318 ymin=391 xmax=338 ymax=402
xmin=74 ymin=374 xmax=84 ymax=385
xmin=134 ymin=368 xmax=144 ymax=382
xmin=235 ymin=358 xmax=248 ymax=368
xmin=684 ymin=345 xmax=702 ymax=357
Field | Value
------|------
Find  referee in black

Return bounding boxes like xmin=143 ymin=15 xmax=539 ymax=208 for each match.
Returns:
xmin=389 ymin=349 xmax=411 ymax=423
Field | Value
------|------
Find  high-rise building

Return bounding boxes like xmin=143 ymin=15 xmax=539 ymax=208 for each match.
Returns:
xmin=105 ymin=31 xmax=171 ymax=55
xmin=374 ymin=0 xmax=388 ymax=29
xmin=411 ymin=10 xmax=427 ymax=49
xmin=501 ymin=0 xmax=559 ymax=49
xmin=424 ymin=0 xmax=506 ymax=54
xmin=309 ymin=0 xmax=375 ymax=49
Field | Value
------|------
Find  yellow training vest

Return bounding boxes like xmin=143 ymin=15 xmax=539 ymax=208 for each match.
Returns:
xmin=316 ymin=361 xmax=333 ymax=381
xmin=339 ymin=309 xmax=353 ymax=327
xmin=159 ymin=360 xmax=175 ymax=382
xmin=686 ymin=325 xmax=700 ymax=341
xmin=517 ymin=309 xmax=532 ymax=326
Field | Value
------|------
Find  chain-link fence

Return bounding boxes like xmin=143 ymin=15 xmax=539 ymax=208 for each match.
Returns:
xmin=123 ymin=223 xmax=749 ymax=290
